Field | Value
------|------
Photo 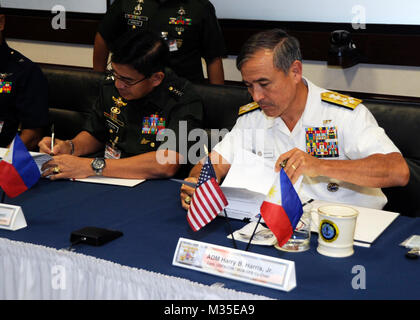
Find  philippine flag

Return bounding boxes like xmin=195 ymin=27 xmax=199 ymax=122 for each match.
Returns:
xmin=0 ymin=134 xmax=40 ymax=198
xmin=260 ymin=169 xmax=303 ymax=247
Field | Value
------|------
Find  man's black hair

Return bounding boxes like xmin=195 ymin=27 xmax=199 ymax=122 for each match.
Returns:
xmin=236 ymin=28 xmax=302 ymax=74
xmin=110 ymin=31 xmax=169 ymax=78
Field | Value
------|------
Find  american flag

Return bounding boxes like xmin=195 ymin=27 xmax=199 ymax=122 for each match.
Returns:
xmin=187 ymin=156 xmax=228 ymax=231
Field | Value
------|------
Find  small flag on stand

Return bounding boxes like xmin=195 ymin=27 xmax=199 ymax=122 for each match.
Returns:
xmin=187 ymin=156 xmax=228 ymax=231
xmin=260 ymin=169 xmax=303 ymax=247
xmin=0 ymin=134 xmax=40 ymax=198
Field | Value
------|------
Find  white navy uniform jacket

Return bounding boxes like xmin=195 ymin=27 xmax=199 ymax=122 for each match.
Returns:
xmin=213 ymin=78 xmax=401 ymax=209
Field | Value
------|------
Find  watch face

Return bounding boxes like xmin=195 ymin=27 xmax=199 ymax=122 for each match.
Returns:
xmin=92 ymin=158 xmax=105 ymax=170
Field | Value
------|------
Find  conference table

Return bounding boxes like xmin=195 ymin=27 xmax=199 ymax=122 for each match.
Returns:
xmin=0 ymin=177 xmax=418 ymax=300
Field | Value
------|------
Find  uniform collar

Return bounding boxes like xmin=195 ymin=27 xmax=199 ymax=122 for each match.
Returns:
xmin=300 ymin=77 xmax=326 ymax=127
xmin=146 ymin=70 xmax=169 ymax=108
xmin=146 ymin=68 xmax=181 ymax=111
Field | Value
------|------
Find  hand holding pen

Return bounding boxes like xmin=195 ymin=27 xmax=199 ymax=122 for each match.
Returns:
xmin=38 ymin=126 xmax=73 ymax=156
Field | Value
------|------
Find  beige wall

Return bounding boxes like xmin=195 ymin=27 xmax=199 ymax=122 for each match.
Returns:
xmin=8 ymin=38 xmax=420 ymax=98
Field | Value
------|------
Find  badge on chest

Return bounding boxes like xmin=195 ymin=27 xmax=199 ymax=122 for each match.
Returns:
xmin=104 ymin=96 xmax=126 ymax=127
xmin=306 ymin=126 xmax=339 ymax=158
xmin=126 ymin=0 xmax=148 ymax=29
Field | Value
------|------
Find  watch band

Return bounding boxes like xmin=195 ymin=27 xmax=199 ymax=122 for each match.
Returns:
xmin=66 ymin=140 xmax=74 ymax=155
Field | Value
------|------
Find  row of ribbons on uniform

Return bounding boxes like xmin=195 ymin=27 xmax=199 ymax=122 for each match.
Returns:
xmin=142 ymin=114 xmax=166 ymax=135
xmin=306 ymin=127 xmax=339 ymax=158
xmin=0 ymin=81 xmax=12 ymax=93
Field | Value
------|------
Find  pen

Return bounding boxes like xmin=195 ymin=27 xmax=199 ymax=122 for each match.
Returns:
xmin=50 ymin=124 xmax=55 ymax=154
xmin=302 ymin=199 xmax=314 ymax=207
xmin=170 ymin=178 xmax=197 ymax=188
xmin=280 ymin=159 xmax=288 ymax=168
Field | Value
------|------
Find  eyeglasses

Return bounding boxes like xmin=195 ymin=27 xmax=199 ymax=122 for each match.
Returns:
xmin=107 ymin=68 xmax=148 ymax=87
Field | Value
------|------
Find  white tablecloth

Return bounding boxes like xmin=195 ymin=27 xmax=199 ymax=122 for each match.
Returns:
xmin=0 ymin=238 xmax=270 ymax=300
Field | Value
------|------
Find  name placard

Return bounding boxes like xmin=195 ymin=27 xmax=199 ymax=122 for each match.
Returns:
xmin=173 ymin=238 xmax=296 ymax=292
xmin=0 ymin=204 xmax=27 ymax=231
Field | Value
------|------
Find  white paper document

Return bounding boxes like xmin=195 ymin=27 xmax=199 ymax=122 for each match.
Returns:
xmin=310 ymin=200 xmax=399 ymax=247
xmin=220 ymin=149 xmax=276 ymax=221
xmin=72 ymin=176 xmax=145 ymax=187
xmin=32 ymin=153 xmax=53 ymax=170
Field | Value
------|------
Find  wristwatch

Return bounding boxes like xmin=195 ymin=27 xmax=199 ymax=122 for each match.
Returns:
xmin=91 ymin=158 xmax=106 ymax=176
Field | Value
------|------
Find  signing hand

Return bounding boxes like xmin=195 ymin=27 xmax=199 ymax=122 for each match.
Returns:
xmin=275 ymin=148 xmax=321 ymax=184
xmin=38 ymin=137 xmax=72 ymax=156
xmin=180 ymin=177 xmax=198 ymax=210
xmin=41 ymin=155 xmax=92 ymax=180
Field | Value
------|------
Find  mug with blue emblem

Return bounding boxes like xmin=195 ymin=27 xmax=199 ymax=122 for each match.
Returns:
xmin=317 ymin=205 xmax=359 ymax=257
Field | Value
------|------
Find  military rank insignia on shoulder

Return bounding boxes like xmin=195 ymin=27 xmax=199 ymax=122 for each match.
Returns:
xmin=168 ymin=85 xmax=184 ymax=98
xmin=321 ymin=91 xmax=362 ymax=110
xmin=238 ymin=102 xmax=260 ymax=116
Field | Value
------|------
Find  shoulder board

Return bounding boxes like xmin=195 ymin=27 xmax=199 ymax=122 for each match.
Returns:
xmin=238 ymin=102 xmax=260 ymax=116
xmin=321 ymin=91 xmax=362 ymax=110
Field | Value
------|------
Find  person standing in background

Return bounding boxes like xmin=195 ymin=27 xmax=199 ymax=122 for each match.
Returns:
xmin=94 ymin=0 xmax=226 ymax=84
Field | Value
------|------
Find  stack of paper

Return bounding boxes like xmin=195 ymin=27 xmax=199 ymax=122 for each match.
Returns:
xmin=221 ymin=187 xmax=265 ymax=221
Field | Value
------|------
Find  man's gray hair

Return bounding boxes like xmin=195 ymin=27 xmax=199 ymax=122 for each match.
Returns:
xmin=236 ymin=29 xmax=302 ymax=74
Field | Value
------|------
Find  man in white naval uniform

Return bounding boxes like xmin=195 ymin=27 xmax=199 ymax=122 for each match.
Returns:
xmin=180 ymin=29 xmax=409 ymax=211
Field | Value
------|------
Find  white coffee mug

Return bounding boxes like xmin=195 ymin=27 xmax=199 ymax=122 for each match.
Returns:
xmin=317 ymin=205 xmax=359 ymax=258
